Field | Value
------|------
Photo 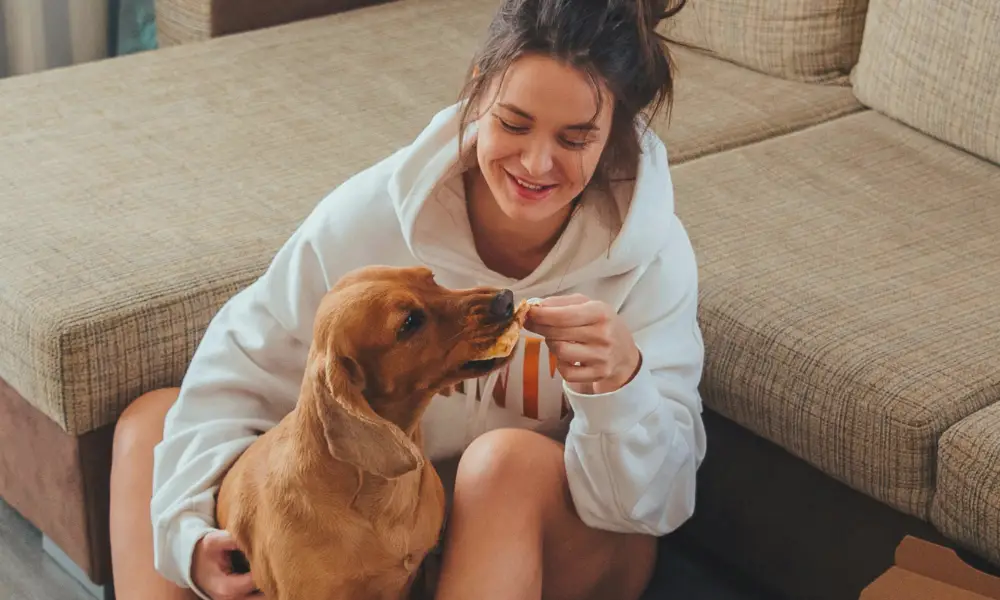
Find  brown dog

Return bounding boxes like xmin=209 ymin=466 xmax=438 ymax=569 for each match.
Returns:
xmin=215 ymin=265 xmax=528 ymax=600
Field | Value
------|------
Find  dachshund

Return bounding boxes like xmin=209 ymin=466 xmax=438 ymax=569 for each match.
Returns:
xmin=215 ymin=265 xmax=530 ymax=600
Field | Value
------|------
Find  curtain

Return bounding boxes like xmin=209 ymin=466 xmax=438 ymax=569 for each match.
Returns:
xmin=116 ymin=0 xmax=156 ymax=55
xmin=0 ymin=0 xmax=155 ymax=79
xmin=1 ymin=0 xmax=108 ymax=77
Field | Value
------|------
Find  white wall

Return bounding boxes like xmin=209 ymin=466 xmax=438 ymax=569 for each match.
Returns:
xmin=1 ymin=0 xmax=107 ymax=77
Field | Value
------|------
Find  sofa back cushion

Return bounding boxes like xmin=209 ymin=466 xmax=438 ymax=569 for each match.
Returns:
xmin=657 ymin=0 xmax=871 ymax=83
xmin=851 ymin=0 xmax=1000 ymax=165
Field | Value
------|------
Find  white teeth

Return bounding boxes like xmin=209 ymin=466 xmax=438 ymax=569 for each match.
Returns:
xmin=515 ymin=177 xmax=544 ymax=191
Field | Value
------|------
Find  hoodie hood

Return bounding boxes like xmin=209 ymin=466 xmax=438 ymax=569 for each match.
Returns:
xmin=388 ymin=102 xmax=677 ymax=298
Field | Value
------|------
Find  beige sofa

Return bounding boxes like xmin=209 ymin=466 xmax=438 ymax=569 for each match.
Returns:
xmin=0 ymin=0 xmax=997 ymax=598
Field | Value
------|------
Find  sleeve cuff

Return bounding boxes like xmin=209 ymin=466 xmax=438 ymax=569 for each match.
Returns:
xmin=563 ymin=365 xmax=660 ymax=435
xmin=171 ymin=515 xmax=216 ymax=600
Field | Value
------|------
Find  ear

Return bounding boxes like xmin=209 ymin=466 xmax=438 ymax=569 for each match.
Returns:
xmin=309 ymin=351 xmax=423 ymax=479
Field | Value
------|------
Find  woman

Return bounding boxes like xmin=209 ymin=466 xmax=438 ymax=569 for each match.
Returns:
xmin=109 ymin=0 xmax=706 ymax=598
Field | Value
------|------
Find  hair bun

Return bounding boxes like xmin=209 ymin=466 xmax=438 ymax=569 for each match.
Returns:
xmin=624 ymin=0 xmax=685 ymax=69
xmin=628 ymin=0 xmax=686 ymax=30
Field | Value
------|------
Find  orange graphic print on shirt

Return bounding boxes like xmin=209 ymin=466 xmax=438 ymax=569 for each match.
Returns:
xmin=455 ymin=336 xmax=570 ymax=420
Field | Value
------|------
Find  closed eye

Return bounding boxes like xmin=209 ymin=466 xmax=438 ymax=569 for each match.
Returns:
xmin=397 ymin=309 xmax=426 ymax=341
xmin=494 ymin=115 xmax=593 ymax=150
xmin=495 ymin=115 xmax=528 ymax=134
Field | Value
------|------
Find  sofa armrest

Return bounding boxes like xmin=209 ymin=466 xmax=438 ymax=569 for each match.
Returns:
xmin=156 ymin=0 xmax=395 ymax=46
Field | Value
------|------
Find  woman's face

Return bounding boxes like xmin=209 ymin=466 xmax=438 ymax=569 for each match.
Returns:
xmin=474 ymin=54 xmax=614 ymax=226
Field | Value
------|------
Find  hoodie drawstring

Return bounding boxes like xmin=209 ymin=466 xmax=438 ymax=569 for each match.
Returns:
xmin=462 ymin=370 xmax=501 ymax=446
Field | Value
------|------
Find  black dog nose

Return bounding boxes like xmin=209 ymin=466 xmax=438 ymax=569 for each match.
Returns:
xmin=489 ymin=289 xmax=515 ymax=321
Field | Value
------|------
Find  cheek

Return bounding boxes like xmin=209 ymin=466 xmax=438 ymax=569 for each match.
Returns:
xmin=476 ymin=126 xmax=516 ymax=167
xmin=557 ymin=146 xmax=605 ymax=187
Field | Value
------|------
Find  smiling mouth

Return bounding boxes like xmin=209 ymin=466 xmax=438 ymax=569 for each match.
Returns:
xmin=506 ymin=170 xmax=557 ymax=193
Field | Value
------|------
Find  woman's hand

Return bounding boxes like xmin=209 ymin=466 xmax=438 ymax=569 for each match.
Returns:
xmin=525 ymin=294 xmax=641 ymax=395
xmin=191 ymin=530 xmax=260 ymax=599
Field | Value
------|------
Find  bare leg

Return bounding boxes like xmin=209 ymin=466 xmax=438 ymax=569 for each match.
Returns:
xmin=433 ymin=428 xmax=657 ymax=600
xmin=110 ymin=387 xmax=197 ymax=600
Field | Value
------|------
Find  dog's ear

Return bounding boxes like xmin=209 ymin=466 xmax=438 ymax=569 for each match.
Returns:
xmin=309 ymin=350 xmax=423 ymax=479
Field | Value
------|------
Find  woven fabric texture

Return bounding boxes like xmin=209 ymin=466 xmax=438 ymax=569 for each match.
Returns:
xmin=851 ymin=0 xmax=1000 ymax=165
xmin=655 ymin=44 xmax=862 ymax=163
xmin=0 ymin=0 xmax=492 ymax=434
xmin=933 ymin=404 xmax=1000 ymax=565
xmin=154 ymin=0 xmax=213 ymax=45
xmin=657 ymin=0 xmax=871 ymax=82
xmin=0 ymin=0 xmax=854 ymax=434
xmin=671 ymin=111 xmax=1000 ymax=518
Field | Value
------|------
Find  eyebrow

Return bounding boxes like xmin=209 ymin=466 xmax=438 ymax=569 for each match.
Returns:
xmin=497 ymin=102 xmax=599 ymax=132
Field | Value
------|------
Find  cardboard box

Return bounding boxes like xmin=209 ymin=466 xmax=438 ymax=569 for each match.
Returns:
xmin=861 ymin=536 xmax=1000 ymax=599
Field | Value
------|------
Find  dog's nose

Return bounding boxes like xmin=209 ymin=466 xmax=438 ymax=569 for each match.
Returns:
xmin=489 ymin=289 xmax=515 ymax=321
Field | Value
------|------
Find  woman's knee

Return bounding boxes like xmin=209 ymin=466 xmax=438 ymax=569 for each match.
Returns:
xmin=455 ymin=428 xmax=566 ymax=508
xmin=113 ymin=387 xmax=180 ymax=463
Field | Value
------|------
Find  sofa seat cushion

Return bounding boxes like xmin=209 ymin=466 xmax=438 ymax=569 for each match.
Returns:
xmin=0 ymin=0 xmax=492 ymax=435
xmin=932 ymin=404 xmax=1000 ymax=565
xmin=671 ymin=111 xmax=1000 ymax=519
xmin=851 ymin=0 xmax=1000 ymax=165
xmin=0 ymin=0 xmax=863 ymax=435
xmin=657 ymin=45 xmax=862 ymax=164
xmin=657 ymin=0 xmax=871 ymax=82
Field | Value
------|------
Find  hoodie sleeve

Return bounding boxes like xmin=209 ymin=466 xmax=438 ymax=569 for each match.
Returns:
xmin=562 ymin=215 xmax=707 ymax=537
xmin=150 ymin=196 xmax=343 ymax=592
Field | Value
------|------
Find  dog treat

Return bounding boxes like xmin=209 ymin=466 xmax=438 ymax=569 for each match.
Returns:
xmin=479 ymin=299 xmax=532 ymax=359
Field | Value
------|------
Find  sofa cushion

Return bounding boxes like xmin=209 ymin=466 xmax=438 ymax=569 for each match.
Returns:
xmin=657 ymin=45 xmax=862 ymax=163
xmin=657 ymin=0 xmax=870 ymax=83
xmin=932 ymin=404 xmax=1000 ymax=565
xmin=671 ymin=110 xmax=1000 ymax=519
xmin=851 ymin=0 xmax=1000 ymax=165
xmin=0 ymin=0 xmax=490 ymax=435
xmin=0 ymin=0 xmax=857 ymax=435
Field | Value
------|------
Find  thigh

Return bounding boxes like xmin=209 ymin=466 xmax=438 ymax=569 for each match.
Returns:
xmin=440 ymin=427 xmax=656 ymax=600
xmin=537 ymin=436 xmax=657 ymax=600
xmin=542 ymin=509 xmax=657 ymax=600
xmin=110 ymin=387 xmax=196 ymax=600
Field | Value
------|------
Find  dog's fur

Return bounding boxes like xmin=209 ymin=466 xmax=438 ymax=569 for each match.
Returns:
xmin=215 ymin=266 xmax=523 ymax=600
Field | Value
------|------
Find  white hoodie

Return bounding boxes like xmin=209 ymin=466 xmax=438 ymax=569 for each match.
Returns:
xmin=150 ymin=102 xmax=707 ymax=594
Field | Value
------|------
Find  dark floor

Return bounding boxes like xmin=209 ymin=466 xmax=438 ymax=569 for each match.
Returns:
xmin=644 ymin=535 xmax=784 ymax=600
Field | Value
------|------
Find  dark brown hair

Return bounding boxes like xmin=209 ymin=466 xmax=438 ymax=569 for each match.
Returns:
xmin=457 ymin=0 xmax=687 ymax=188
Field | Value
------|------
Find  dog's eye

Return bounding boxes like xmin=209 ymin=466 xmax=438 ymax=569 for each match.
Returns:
xmin=397 ymin=310 xmax=425 ymax=340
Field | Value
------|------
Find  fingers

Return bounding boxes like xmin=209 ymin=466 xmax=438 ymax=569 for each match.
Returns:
xmin=204 ymin=529 xmax=241 ymax=552
xmin=527 ymin=300 xmax=607 ymax=329
xmin=535 ymin=293 xmax=588 ymax=307
xmin=556 ymin=360 xmax=615 ymax=384
xmin=547 ymin=341 xmax=599 ymax=365
xmin=220 ymin=572 xmax=259 ymax=598
xmin=547 ymin=342 xmax=618 ymax=383
xmin=199 ymin=530 xmax=260 ymax=598
xmin=528 ymin=323 xmax=610 ymax=344
xmin=209 ymin=569 xmax=260 ymax=599
xmin=522 ymin=295 xmax=630 ymax=385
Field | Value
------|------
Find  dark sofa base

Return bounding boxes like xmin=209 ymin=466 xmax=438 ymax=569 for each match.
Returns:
xmin=674 ymin=409 xmax=973 ymax=600
xmin=0 ymin=377 xmax=115 ymax=587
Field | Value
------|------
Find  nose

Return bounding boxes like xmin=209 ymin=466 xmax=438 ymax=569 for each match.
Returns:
xmin=488 ymin=289 xmax=515 ymax=321
xmin=521 ymin=139 xmax=554 ymax=177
